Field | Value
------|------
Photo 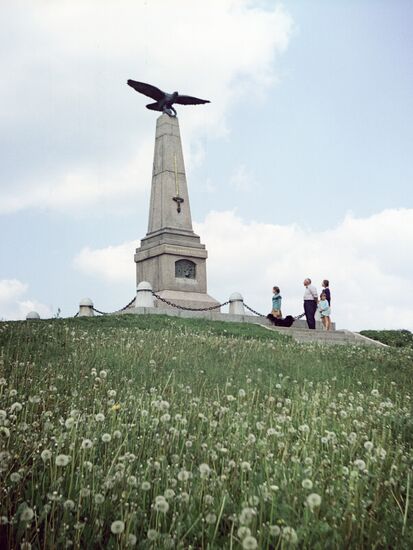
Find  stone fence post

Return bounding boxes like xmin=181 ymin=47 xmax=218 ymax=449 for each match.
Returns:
xmin=229 ymin=292 xmax=245 ymax=315
xmin=26 ymin=311 xmax=40 ymax=320
xmin=79 ymin=298 xmax=94 ymax=317
xmin=136 ymin=281 xmax=154 ymax=308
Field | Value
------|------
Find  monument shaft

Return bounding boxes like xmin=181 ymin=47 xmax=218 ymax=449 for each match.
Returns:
xmin=135 ymin=114 xmax=219 ymax=309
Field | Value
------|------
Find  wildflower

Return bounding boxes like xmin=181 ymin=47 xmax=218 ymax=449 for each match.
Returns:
xmin=242 ymin=536 xmax=258 ymax=549
xmin=147 ymin=529 xmax=158 ymax=541
xmin=239 ymin=507 xmax=256 ymax=525
xmin=376 ymin=447 xmax=387 ymax=459
xmin=154 ymin=496 xmax=169 ymax=513
xmin=94 ymin=494 xmax=105 ymax=505
xmin=164 ymin=489 xmax=175 ymax=499
xmin=364 ymin=441 xmax=374 ymax=452
xmin=237 ymin=526 xmax=251 ymax=539
xmin=20 ymin=507 xmax=34 ymax=522
xmin=10 ymin=472 xmax=21 ymax=483
xmin=199 ymin=463 xmax=210 ymax=478
xmin=241 ymin=461 xmax=252 ymax=472
xmin=239 ymin=389 xmax=246 ymax=398
xmin=127 ymin=534 xmax=137 ymax=547
xmin=65 ymin=418 xmax=75 ymax=429
xmin=110 ymin=520 xmax=125 ymax=534
xmin=111 ymin=403 xmax=121 ymax=412
xmin=301 ymin=479 xmax=313 ymax=489
xmin=101 ymin=433 xmax=111 ymax=443
xmin=299 ymin=424 xmax=310 ymax=434
xmin=41 ymin=450 xmax=52 ymax=462
xmin=127 ymin=475 xmax=137 ymax=487
xmin=0 ymin=410 xmax=6 ymax=420
xmin=269 ymin=525 xmax=281 ymax=536
xmin=282 ymin=526 xmax=298 ymax=544
xmin=80 ymin=488 xmax=90 ymax=498
xmin=95 ymin=413 xmax=105 ymax=422
xmin=205 ymin=513 xmax=216 ymax=524
xmin=55 ymin=454 xmax=70 ymax=467
xmin=113 ymin=430 xmax=122 ymax=438
xmin=64 ymin=500 xmax=75 ymax=511
xmin=81 ymin=439 xmax=93 ymax=450
xmin=306 ymin=493 xmax=322 ymax=510
xmin=141 ymin=481 xmax=151 ymax=491
xmin=99 ymin=370 xmax=108 ymax=379
xmin=0 ymin=427 xmax=10 ymax=438
xmin=108 ymin=389 xmax=116 ymax=397
xmin=20 ymin=543 xmax=31 ymax=550
xmin=354 ymin=459 xmax=366 ymax=471
xmin=177 ymin=470 xmax=190 ymax=482
xmin=10 ymin=402 xmax=23 ymax=413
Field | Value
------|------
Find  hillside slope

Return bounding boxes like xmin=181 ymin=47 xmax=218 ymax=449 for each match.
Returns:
xmin=1 ymin=315 xmax=412 ymax=549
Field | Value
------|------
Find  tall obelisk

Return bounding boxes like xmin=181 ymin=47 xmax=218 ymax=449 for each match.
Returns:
xmin=135 ymin=114 xmax=219 ymax=309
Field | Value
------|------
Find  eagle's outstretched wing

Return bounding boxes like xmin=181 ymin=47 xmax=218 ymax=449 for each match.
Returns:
xmin=127 ymin=80 xmax=165 ymax=101
xmin=174 ymin=95 xmax=210 ymax=105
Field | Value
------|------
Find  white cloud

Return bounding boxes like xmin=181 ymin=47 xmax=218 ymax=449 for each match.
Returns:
xmin=0 ymin=279 xmax=53 ymax=320
xmin=71 ymin=207 xmax=413 ymax=332
xmin=230 ymin=164 xmax=258 ymax=192
xmin=73 ymin=241 xmax=136 ymax=283
xmin=0 ymin=0 xmax=293 ymax=214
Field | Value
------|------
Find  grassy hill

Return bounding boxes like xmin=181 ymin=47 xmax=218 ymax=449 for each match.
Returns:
xmin=1 ymin=315 xmax=412 ymax=549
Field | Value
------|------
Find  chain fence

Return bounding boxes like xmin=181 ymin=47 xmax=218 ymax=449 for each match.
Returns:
xmin=77 ymin=291 xmax=305 ymax=321
xmin=151 ymin=291 xmax=229 ymax=312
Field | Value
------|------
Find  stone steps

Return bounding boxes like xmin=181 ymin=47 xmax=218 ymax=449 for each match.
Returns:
xmin=261 ymin=325 xmax=386 ymax=347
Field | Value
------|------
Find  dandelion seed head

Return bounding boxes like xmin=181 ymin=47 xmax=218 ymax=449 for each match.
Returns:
xmin=110 ymin=520 xmax=125 ymax=534
xmin=55 ymin=454 xmax=70 ymax=467
xmin=20 ymin=507 xmax=34 ymax=522
xmin=302 ymin=479 xmax=313 ymax=489
xmin=306 ymin=493 xmax=322 ymax=509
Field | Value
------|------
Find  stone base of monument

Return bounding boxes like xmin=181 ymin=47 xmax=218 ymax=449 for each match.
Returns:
xmin=118 ymin=306 xmax=383 ymax=346
xmin=153 ymin=290 xmax=221 ymax=311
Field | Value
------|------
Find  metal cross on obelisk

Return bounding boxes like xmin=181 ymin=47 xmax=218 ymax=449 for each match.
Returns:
xmin=172 ymin=155 xmax=184 ymax=213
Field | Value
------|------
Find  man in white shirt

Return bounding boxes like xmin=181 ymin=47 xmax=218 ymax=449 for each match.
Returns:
xmin=303 ymin=278 xmax=318 ymax=329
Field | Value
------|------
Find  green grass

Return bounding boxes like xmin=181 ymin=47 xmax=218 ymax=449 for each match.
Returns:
xmin=0 ymin=315 xmax=412 ymax=549
xmin=360 ymin=329 xmax=413 ymax=349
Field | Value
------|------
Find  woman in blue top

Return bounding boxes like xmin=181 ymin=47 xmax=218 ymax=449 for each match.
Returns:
xmin=272 ymin=286 xmax=282 ymax=318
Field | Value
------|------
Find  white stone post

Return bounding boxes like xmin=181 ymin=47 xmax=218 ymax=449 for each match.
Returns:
xmin=79 ymin=298 xmax=94 ymax=317
xmin=229 ymin=292 xmax=245 ymax=315
xmin=26 ymin=311 xmax=40 ymax=320
xmin=136 ymin=281 xmax=154 ymax=308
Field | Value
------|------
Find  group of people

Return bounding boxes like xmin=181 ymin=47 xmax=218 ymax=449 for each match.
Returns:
xmin=271 ymin=279 xmax=332 ymax=330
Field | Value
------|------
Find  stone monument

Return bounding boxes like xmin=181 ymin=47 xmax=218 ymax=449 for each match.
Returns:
xmin=134 ymin=114 xmax=220 ymax=310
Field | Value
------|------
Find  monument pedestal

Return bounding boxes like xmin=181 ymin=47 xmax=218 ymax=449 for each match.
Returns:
xmin=135 ymin=114 xmax=220 ymax=310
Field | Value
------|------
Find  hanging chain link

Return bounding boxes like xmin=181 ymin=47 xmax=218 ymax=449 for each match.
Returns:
xmin=243 ymin=303 xmax=267 ymax=317
xmin=91 ymin=296 xmax=136 ymax=316
xmin=152 ymin=291 xmax=229 ymax=311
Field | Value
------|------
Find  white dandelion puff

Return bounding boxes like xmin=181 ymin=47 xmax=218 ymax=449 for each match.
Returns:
xmin=306 ymin=493 xmax=322 ymax=510
xmin=110 ymin=520 xmax=125 ymax=534
xmin=55 ymin=454 xmax=70 ymax=467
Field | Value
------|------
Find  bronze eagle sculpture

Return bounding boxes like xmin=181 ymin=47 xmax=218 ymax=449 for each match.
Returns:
xmin=127 ymin=79 xmax=210 ymax=117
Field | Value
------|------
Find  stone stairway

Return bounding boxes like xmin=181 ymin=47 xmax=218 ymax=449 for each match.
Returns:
xmin=261 ymin=325 xmax=387 ymax=347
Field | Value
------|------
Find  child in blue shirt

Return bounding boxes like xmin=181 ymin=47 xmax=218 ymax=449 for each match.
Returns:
xmin=272 ymin=286 xmax=282 ymax=318
xmin=318 ymin=292 xmax=331 ymax=330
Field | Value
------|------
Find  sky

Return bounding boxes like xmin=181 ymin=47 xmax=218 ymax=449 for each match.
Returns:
xmin=1 ymin=0 xmax=412 ymax=331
